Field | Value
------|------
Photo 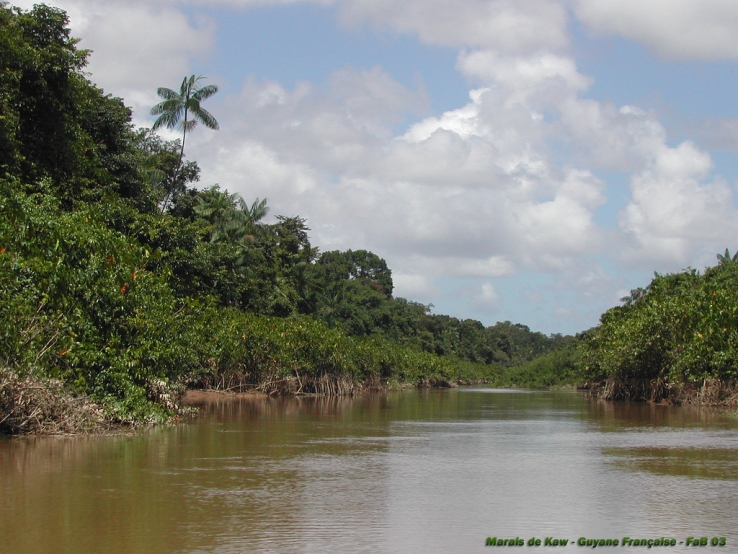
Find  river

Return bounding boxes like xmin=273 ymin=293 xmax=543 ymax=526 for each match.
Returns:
xmin=1 ymin=388 xmax=737 ymax=553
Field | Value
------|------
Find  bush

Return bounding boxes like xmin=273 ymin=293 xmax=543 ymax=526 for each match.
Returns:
xmin=581 ymin=258 xmax=738 ymax=387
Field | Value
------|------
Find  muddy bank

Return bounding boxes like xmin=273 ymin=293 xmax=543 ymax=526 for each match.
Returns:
xmin=182 ymin=389 xmax=268 ymax=404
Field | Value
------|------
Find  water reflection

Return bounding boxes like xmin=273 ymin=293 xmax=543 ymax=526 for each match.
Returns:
xmin=604 ymin=447 xmax=738 ymax=480
xmin=0 ymin=389 xmax=737 ymax=553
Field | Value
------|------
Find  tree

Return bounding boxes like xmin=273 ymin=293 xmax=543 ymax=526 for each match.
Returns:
xmin=194 ymin=186 xmax=269 ymax=244
xmin=314 ymin=250 xmax=394 ymax=297
xmin=717 ymin=248 xmax=738 ymax=265
xmin=150 ymin=75 xmax=218 ymax=211
xmin=0 ymin=3 xmax=143 ymax=202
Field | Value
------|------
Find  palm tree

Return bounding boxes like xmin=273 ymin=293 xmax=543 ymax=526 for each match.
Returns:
xmin=194 ymin=187 xmax=269 ymax=244
xmin=717 ymin=248 xmax=738 ymax=265
xmin=151 ymin=75 xmax=219 ymax=211
xmin=240 ymin=197 xmax=269 ymax=240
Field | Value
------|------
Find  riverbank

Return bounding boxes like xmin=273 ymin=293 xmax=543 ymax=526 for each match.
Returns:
xmin=0 ymin=369 xmax=495 ymax=436
xmin=0 ymin=368 xmax=113 ymax=435
xmin=8 ymin=372 xmax=738 ymax=436
xmin=584 ymin=378 xmax=738 ymax=406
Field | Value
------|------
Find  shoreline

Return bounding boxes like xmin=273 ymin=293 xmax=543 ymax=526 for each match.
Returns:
xmin=583 ymin=378 xmax=738 ymax=406
xmin=6 ymin=376 xmax=737 ymax=438
xmin=1 ymin=376 xmax=494 ymax=437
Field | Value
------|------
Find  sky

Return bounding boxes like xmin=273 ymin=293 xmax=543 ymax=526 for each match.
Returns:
xmin=13 ymin=0 xmax=738 ymax=335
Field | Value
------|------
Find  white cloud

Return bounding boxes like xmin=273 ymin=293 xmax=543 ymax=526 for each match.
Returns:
xmin=445 ymin=257 xmax=517 ymax=279
xmin=688 ymin=117 xmax=738 ymax=151
xmin=193 ymin=0 xmax=333 ymax=6
xmin=554 ymin=263 xmax=622 ymax=303
xmin=206 ymin=140 xmax=319 ymax=198
xmin=457 ymin=50 xmax=591 ymax=93
xmin=192 ymin=54 xmax=612 ymax=280
xmin=618 ymin=141 xmax=738 ymax=264
xmin=336 ymin=0 xmax=569 ymax=54
xmin=392 ymin=273 xmax=439 ymax=302
xmin=573 ymin=0 xmax=738 ymax=60
xmin=193 ymin=45 xmax=735 ymax=294
xmin=198 ymin=0 xmax=738 ymax=62
xmin=189 ymin=0 xmax=569 ymax=54
xmin=193 ymin=0 xmax=570 ymax=53
xmin=470 ymin=282 xmax=501 ymax=314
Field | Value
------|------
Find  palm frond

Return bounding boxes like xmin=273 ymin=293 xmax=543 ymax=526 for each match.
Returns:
xmin=193 ymin=106 xmax=219 ymax=130
xmin=156 ymin=87 xmax=180 ymax=101
xmin=151 ymin=110 xmax=178 ymax=130
xmin=193 ymin=84 xmax=219 ymax=101
xmin=180 ymin=75 xmax=194 ymax=95
xmin=248 ymin=198 xmax=269 ymax=222
xmin=143 ymin=168 xmax=167 ymax=185
xmin=182 ymin=119 xmax=198 ymax=132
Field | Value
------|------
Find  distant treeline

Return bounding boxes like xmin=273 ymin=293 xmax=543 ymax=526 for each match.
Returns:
xmin=0 ymin=5 xmax=573 ymax=432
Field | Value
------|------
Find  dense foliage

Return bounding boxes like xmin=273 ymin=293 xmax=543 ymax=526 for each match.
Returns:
xmin=0 ymin=4 xmax=573 ymax=429
xmin=498 ymin=336 xmax=582 ymax=389
xmin=581 ymin=253 xmax=738 ymax=388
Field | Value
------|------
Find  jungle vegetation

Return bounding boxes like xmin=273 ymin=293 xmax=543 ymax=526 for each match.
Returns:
xmin=580 ymin=251 xmax=738 ymax=403
xmin=0 ymin=4 xmax=575 ymax=432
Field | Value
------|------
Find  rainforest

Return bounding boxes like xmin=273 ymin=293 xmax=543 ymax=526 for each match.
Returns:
xmin=2 ymin=4 xmax=737 ymax=436
xmin=0 ymin=4 xmax=581 ymax=434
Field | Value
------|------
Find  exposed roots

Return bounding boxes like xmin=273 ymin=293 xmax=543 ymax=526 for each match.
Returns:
xmin=196 ymin=369 xmax=467 ymax=397
xmin=586 ymin=378 xmax=738 ymax=405
xmin=416 ymin=378 xmax=458 ymax=389
xmin=676 ymin=379 xmax=738 ymax=405
xmin=0 ymin=368 xmax=110 ymax=435
xmin=257 ymin=373 xmax=363 ymax=396
xmin=193 ymin=370 xmax=255 ymax=393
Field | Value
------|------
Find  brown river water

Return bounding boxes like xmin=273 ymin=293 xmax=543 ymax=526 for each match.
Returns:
xmin=1 ymin=388 xmax=737 ymax=553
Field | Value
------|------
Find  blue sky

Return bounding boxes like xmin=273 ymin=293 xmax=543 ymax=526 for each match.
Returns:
xmin=16 ymin=0 xmax=738 ymax=335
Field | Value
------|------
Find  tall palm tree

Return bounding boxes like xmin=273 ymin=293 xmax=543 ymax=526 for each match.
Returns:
xmin=151 ymin=75 xmax=219 ymax=211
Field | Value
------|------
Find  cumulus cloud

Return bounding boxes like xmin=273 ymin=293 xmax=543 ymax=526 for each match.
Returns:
xmin=573 ymin=0 xmax=738 ymax=60
xmin=192 ymin=52 xmax=614 ymax=281
xmin=197 ymin=0 xmax=738 ymax=62
xmin=618 ymin=141 xmax=738 ymax=264
xmin=392 ymin=273 xmax=439 ymax=303
xmin=193 ymin=0 xmax=333 ymax=6
xmin=192 ymin=37 xmax=738 ymax=291
xmin=688 ymin=117 xmax=738 ymax=151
